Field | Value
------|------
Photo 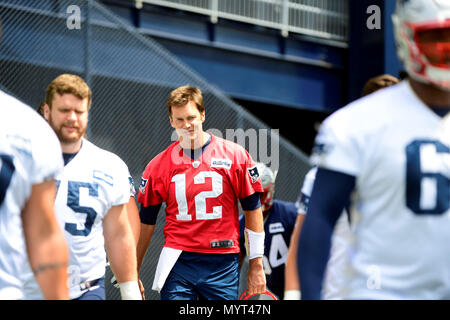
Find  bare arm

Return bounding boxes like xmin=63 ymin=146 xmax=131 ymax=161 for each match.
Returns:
xmin=136 ymin=223 xmax=156 ymax=273
xmin=135 ymin=223 xmax=156 ymax=300
xmin=243 ymin=207 xmax=266 ymax=295
xmin=103 ymin=203 xmax=138 ymax=284
xmin=284 ymin=213 xmax=306 ymax=298
xmin=22 ymin=180 xmax=69 ymax=300
xmin=127 ymin=197 xmax=141 ymax=246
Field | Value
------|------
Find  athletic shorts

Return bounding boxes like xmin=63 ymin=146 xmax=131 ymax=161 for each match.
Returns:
xmin=160 ymin=251 xmax=239 ymax=300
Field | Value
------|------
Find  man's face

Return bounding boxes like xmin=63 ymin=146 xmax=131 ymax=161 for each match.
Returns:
xmin=170 ymin=100 xmax=205 ymax=146
xmin=45 ymin=93 xmax=89 ymax=145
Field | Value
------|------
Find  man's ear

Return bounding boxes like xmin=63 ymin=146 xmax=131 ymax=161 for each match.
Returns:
xmin=169 ymin=115 xmax=176 ymax=128
xmin=43 ymin=104 xmax=50 ymax=121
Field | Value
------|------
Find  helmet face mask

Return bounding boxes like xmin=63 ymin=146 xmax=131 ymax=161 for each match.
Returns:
xmin=393 ymin=0 xmax=450 ymax=91
xmin=415 ymin=25 xmax=450 ymax=68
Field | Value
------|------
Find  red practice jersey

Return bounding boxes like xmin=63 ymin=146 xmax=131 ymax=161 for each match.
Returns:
xmin=138 ymin=134 xmax=263 ymax=254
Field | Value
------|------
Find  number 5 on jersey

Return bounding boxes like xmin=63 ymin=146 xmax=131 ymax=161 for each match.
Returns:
xmin=172 ymin=172 xmax=223 ymax=221
xmin=65 ymin=181 xmax=98 ymax=236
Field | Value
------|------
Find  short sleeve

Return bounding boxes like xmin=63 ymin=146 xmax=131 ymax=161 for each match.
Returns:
xmin=236 ymin=150 xmax=264 ymax=199
xmin=310 ymin=110 xmax=362 ymax=177
xmin=110 ymin=156 xmax=133 ymax=207
xmin=295 ymin=167 xmax=317 ymax=215
xmin=30 ymin=115 xmax=63 ymax=184
xmin=137 ymin=159 xmax=165 ymax=207
xmin=127 ymin=170 xmax=136 ymax=197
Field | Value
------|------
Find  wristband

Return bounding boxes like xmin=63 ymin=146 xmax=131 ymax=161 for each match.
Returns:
xmin=119 ymin=281 xmax=141 ymax=300
xmin=244 ymin=228 xmax=265 ymax=260
xmin=284 ymin=289 xmax=301 ymax=300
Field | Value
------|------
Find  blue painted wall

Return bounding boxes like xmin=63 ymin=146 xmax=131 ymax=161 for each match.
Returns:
xmin=384 ymin=0 xmax=403 ymax=77
xmin=101 ymin=0 xmax=403 ymax=113
xmin=347 ymin=0 xmax=403 ymax=101
xmin=102 ymin=0 xmax=348 ymax=113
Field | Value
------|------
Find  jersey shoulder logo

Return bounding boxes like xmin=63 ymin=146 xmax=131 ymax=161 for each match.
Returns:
xmin=129 ymin=176 xmax=136 ymax=196
xmin=247 ymin=165 xmax=260 ymax=183
xmin=139 ymin=177 xmax=148 ymax=194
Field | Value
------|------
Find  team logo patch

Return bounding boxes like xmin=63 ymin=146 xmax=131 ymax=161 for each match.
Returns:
xmin=247 ymin=165 xmax=260 ymax=183
xmin=295 ymin=192 xmax=310 ymax=214
xmin=269 ymin=222 xmax=285 ymax=234
xmin=139 ymin=178 xmax=148 ymax=194
xmin=129 ymin=176 xmax=136 ymax=196
xmin=312 ymin=142 xmax=331 ymax=156
xmin=211 ymin=158 xmax=232 ymax=169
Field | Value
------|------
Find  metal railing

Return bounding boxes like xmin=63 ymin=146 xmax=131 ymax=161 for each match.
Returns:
xmin=137 ymin=0 xmax=349 ymax=41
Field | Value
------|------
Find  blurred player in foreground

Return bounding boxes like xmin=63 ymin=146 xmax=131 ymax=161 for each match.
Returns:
xmin=23 ymin=74 xmax=141 ymax=300
xmin=0 ymin=89 xmax=69 ymax=299
xmin=284 ymin=74 xmax=399 ymax=300
xmin=137 ymin=85 xmax=265 ymax=300
xmin=239 ymin=162 xmax=297 ymax=300
xmin=298 ymin=0 xmax=450 ymax=299
xmin=285 ymin=167 xmax=352 ymax=300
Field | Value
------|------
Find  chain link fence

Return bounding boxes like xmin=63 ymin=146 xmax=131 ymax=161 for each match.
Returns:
xmin=0 ymin=0 xmax=312 ymax=300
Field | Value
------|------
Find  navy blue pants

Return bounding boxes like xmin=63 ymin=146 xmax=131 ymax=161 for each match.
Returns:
xmin=160 ymin=252 xmax=239 ymax=300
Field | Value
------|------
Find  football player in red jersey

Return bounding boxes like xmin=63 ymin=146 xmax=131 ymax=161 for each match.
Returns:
xmin=136 ymin=85 xmax=266 ymax=300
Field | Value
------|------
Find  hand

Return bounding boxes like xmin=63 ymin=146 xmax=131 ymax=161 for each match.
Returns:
xmin=361 ymin=74 xmax=399 ymax=96
xmin=246 ymin=257 xmax=266 ymax=295
xmin=138 ymin=279 xmax=145 ymax=300
xmin=371 ymin=74 xmax=399 ymax=87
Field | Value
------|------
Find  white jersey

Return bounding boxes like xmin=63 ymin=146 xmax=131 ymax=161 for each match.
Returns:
xmin=296 ymin=167 xmax=352 ymax=300
xmin=23 ymin=138 xmax=131 ymax=299
xmin=312 ymin=81 xmax=450 ymax=299
xmin=439 ymin=113 xmax=450 ymax=145
xmin=0 ymin=90 xmax=63 ymax=299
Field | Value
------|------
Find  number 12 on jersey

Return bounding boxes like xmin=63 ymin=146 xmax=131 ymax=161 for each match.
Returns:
xmin=171 ymin=172 xmax=223 ymax=221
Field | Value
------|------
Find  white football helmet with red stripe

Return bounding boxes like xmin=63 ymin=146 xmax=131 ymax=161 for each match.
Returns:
xmin=393 ymin=0 xmax=450 ymax=90
xmin=255 ymin=162 xmax=278 ymax=212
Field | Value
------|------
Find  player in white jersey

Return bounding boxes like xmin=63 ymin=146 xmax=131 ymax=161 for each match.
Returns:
xmin=36 ymin=99 xmax=141 ymax=247
xmin=285 ymin=76 xmax=399 ymax=300
xmin=284 ymin=167 xmax=352 ymax=300
xmin=22 ymin=74 xmax=141 ymax=300
xmin=0 ymin=89 xmax=69 ymax=299
xmin=298 ymin=0 xmax=450 ymax=299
